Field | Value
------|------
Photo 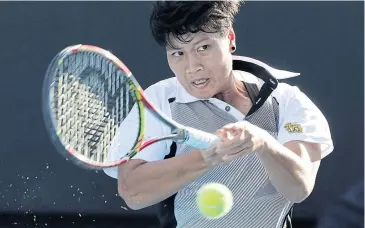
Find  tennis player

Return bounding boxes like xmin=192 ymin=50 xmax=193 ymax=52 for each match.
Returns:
xmin=104 ymin=1 xmax=334 ymax=228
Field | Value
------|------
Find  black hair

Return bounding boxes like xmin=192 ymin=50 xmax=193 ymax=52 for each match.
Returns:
xmin=150 ymin=1 xmax=242 ymax=48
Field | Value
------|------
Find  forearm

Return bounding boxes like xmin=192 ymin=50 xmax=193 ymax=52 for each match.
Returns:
xmin=118 ymin=149 xmax=209 ymax=210
xmin=257 ymin=135 xmax=316 ymax=203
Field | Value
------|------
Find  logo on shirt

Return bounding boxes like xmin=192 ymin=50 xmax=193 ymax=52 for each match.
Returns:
xmin=284 ymin=123 xmax=303 ymax=133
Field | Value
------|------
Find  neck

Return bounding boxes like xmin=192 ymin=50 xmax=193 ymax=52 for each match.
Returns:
xmin=214 ymin=76 xmax=246 ymax=103
xmin=214 ymin=74 xmax=253 ymax=113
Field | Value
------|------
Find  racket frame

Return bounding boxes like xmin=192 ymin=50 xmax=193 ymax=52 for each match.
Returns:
xmin=42 ymin=44 xmax=188 ymax=169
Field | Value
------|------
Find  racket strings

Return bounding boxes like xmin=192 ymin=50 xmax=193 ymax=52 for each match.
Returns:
xmin=52 ymin=52 xmax=136 ymax=163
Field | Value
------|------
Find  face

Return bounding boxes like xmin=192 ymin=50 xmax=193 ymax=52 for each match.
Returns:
xmin=166 ymin=30 xmax=236 ymax=99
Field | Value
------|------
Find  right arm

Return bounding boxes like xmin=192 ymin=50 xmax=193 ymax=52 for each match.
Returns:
xmin=118 ymin=148 xmax=210 ymax=210
xmin=117 ymin=130 xmax=240 ymax=210
xmin=104 ymin=86 xmax=228 ymax=210
xmin=103 ymin=86 xmax=212 ymax=209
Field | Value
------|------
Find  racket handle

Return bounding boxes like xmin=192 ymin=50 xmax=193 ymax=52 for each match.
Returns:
xmin=184 ymin=127 xmax=220 ymax=149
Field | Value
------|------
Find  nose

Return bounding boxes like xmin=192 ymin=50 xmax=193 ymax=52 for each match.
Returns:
xmin=186 ymin=54 xmax=202 ymax=74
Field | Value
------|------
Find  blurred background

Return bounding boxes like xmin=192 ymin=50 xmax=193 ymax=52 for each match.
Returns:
xmin=0 ymin=1 xmax=363 ymax=228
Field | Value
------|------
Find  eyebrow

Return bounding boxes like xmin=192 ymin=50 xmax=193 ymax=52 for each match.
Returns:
xmin=166 ymin=37 xmax=210 ymax=51
xmin=166 ymin=46 xmax=179 ymax=51
xmin=192 ymin=37 xmax=209 ymax=46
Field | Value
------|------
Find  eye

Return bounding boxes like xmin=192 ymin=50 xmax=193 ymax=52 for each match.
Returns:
xmin=171 ymin=51 xmax=184 ymax=57
xmin=197 ymin=45 xmax=209 ymax=52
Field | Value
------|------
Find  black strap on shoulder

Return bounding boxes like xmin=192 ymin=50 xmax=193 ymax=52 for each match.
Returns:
xmin=245 ymin=81 xmax=280 ymax=131
xmin=233 ymin=59 xmax=278 ymax=116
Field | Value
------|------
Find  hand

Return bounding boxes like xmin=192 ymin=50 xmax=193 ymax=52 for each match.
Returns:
xmin=200 ymin=121 xmax=268 ymax=167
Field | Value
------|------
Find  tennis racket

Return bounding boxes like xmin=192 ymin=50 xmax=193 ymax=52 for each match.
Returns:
xmin=42 ymin=44 xmax=219 ymax=169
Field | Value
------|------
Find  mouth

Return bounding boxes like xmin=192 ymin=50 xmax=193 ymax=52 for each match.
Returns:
xmin=191 ymin=78 xmax=210 ymax=88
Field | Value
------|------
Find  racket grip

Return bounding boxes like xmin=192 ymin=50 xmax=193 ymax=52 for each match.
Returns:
xmin=184 ymin=127 xmax=220 ymax=149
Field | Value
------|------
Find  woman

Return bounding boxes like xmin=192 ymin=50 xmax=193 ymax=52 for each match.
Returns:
xmin=104 ymin=2 xmax=334 ymax=227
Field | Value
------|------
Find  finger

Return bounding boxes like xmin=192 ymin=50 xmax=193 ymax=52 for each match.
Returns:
xmin=226 ymin=131 xmax=235 ymax=140
xmin=231 ymin=128 xmax=252 ymax=148
xmin=233 ymin=133 xmax=254 ymax=153
xmin=215 ymin=135 xmax=236 ymax=152
xmin=216 ymin=129 xmax=235 ymax=141
xmin=230 ymin=129 xmax=241 ymax=138
xmin=215 ymin=129 xmax=225 ymax=138
xmin=221 ymin=122 xmax=237 ymax=130
xmin=221 ymin=121 xmax=247 ymax=131
xmin=218 ymin=133 xmax=252 ymax=156
xmin=221 ymin=128 xmax=242 ymax=138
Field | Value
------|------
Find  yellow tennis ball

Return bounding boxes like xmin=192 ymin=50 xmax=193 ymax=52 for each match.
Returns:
xmin=196 ymin=183 xmax=233 ymax=219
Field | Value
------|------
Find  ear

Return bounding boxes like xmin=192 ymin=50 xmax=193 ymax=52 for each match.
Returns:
xmin=228 ymin=28 xmax=236 ymax=52
xmin=228 ymin=28 xmax=236 ymax=41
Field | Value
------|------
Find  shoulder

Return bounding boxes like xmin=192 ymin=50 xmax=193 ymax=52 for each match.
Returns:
xmin=272 ymin=82 xmax=298 ymax=102
xmin=144 ymin=77 xmax=178 ymax=105
xmin=271 ymin=82 xmax=315 ymax=109
xmin=272 ymin=81 xmax=322 ymax=121
xmin=272 ymin=82 xmax=320 ymax=112
xmin=272 ymin=82 xmax=334 ymax=158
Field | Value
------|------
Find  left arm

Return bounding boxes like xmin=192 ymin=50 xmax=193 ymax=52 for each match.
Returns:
xmin=219 ymin=123 xmax=324 ymax=203
xmin=220 ymin=83 xmax=333 ymax=203
xmin=256 ymin=136 xmax=321 ymax=203
xmin=256 ymin=84 xmax=333 ymax=203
